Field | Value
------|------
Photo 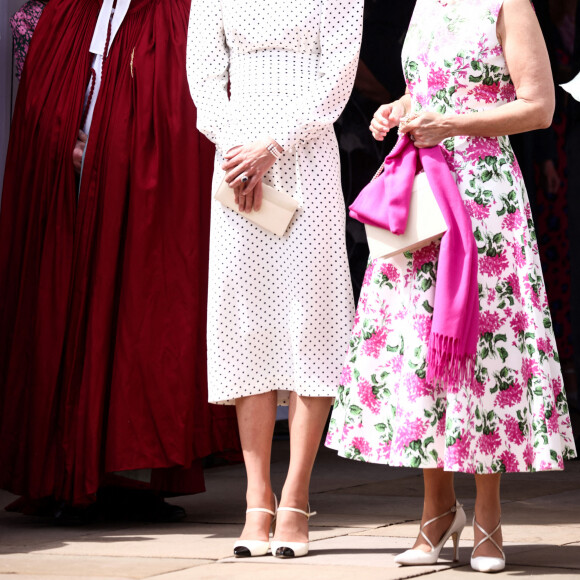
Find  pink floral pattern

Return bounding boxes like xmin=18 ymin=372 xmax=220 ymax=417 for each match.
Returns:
xmin=10 ymin=1 xmax=47 ymax=81
xmin=326 ymin=0 xmax=576 ymax=473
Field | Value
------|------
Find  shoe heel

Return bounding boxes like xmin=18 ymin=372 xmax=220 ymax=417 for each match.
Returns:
xmin=451 ymin=531 xmax=461 ymax=562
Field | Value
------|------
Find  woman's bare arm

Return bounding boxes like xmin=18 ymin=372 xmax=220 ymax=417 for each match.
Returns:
xmin=400 ymin=0 xmax=554 ymax=147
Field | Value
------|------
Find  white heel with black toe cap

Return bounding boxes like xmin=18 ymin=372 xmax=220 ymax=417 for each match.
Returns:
xmin=233 ymin=496 xmax=278 ymax=558
xmin=271 ymin=505 xmax=317 ymax=558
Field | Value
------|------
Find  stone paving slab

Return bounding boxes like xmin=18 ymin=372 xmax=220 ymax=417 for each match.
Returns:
xmin=354 ymin=520 xmax=580 ymax=547
xmin=0 ymin=554 xmax=210 ymax=578
xmin=219 ymin=534 xmax=460 ymax=569
xmin=0 ymin=576 xmax=130 ymax=580
xmin=352 ymin=491 xmax=580 ymax=546
xmin=18 ymin=523 xmax=362 ymax=561
xmin=149 ymin=561 xmax=452 ymax=580
xmin=24 ymin=524 xmax=236 ymax=561
xmin=508 ymin=542 xmax=580 ymax=570
xmin=429 ymin=565 xmax=580 ymax=578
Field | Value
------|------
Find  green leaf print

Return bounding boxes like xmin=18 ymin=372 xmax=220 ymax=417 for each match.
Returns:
xmin=409 ymin=440 xmax=422 ymax=451
xmin=421 ymin=278 xmax=433 ymax=292
xmin=349 ymin=405 xmax=363 ymax=415
xmin=422 ymin=300 xmax=434 ymax=314
xmin=375 ymin=423 xmax=387 ymax=433
xmin=543 ymin=318 xmax=552 ymax=329
xmin=443 ymin=139 xmax=454 ymax=152
xmin=481 ymin=170 xmax=493 ymax=182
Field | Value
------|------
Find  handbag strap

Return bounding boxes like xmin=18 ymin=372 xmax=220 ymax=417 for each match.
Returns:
xmin=371 ymin=162 xmax=385 ymax=181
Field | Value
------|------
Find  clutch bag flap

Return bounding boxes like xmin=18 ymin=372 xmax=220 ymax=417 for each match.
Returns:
xmin=215 ymin=179 xmax=300 ymax=237
xmin=365 ymin=172 xmax=448 ymax=260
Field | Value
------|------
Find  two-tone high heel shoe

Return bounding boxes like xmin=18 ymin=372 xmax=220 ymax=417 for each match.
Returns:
xmin=470 ymin=517 xmax=506 ymax=573
xmin=271 ymin=504 xmax=317 ymax=558
xmin=394 ymin=500 xmax=466 ymax=566
xmin=233 ymin=495 xmax=278 ymax=557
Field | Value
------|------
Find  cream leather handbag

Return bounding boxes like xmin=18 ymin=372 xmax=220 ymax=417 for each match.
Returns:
xmin=215 ymin=179 xmax=300 ymax=237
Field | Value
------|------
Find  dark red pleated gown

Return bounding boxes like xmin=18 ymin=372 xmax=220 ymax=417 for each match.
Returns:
xmin=0 ymin=0 xmax=239 ymax=506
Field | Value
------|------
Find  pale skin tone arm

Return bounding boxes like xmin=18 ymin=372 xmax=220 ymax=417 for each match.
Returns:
xmin=372 ymin=0 xmax=555 ymax=148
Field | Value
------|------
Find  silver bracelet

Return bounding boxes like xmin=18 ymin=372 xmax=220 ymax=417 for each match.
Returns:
xmin=266 ymin=142 xmax=283 ymax=160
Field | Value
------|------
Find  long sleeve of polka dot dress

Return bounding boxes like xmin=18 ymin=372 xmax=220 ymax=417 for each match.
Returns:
xmin=186 ymin=0 xmax=363 ymax=406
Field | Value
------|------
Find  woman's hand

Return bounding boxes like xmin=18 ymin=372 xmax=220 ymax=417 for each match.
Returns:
xmin=222 ymin=140 xmax=277 ymax=212
xmin=72 ymin=130 xmax=88 ymax=174
xmin=369 ymin=99 xmax=406 ymax=141
xmin=399 ymin=112 xmax=453 ymax=148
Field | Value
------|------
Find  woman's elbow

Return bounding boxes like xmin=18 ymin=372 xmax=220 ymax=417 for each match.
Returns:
xmin=537 ymin=105 xmax=554 ymax=130
xmin=536 ymin=89 xmax=555 ymax=129
xmin=525 ymin=97 xmax=554 ymax=130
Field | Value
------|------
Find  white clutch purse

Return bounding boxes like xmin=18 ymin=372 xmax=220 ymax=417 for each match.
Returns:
xmin=215 ymin=179 xmax=300 ymax=237
xmin=365 ymin=172 xmax=448 ymax=260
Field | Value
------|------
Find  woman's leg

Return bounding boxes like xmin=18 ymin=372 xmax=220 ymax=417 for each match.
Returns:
xmin=235 ymin=391 xmax=278 ymax=541
xmin=412 ymin=468 xmax=457 ymax=552
xmin=274 ymin=393 xmax=333 ymax=542
xmin=473 ymin=474 xmax=503 ymax=558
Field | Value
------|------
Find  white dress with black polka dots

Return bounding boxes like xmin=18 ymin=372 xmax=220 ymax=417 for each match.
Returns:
xmin=186 ymin=0 xmax=363 ymax=405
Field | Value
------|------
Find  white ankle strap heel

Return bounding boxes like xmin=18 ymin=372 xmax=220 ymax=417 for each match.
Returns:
xmin=394 ymin=500 xmax=466 ymax=566
xmin=271 ymin=504 xmax=316 ymax=558
xmin=233 ymin=495 xmax=278 ymax=558
xmin=470 ymin=517 xmax=506 ymax=573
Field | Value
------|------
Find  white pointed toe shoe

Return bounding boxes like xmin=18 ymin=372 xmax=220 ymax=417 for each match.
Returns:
xmin=470 ymin=518 xmax=506 ymax=573
xmin=394 ymin=501 xmax=466 ymax=566
xmin=233 ymin=496 xmax=278 ymax=558
xmin=271 ymin=505 xmax=317 ymax=558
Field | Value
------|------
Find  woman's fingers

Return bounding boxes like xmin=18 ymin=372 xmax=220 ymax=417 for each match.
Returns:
xmin=223 ymin=152 xmax=246 ymax=174
xmin=389 ymin=100 xmax=406 ymax=125
xmin=225 ymin=162 xmax=250 ymax=186
xmin=377 ymin=104 xmax=392 ymax=120
xmin=241 ymin=189 xmax=254 ymax=213
xmin=236 ymin=185 xmax=248 ymax=212
xmin=223 ymin=145 xmax=243 ymax=160
xmin=370 ymin=116 xmax=388 ymax=141
xmin=252 ymin=180 xmax=263 ymax=212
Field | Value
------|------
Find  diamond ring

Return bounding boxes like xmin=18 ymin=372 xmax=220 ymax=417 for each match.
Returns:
xmin=241 ymin=175 xmax=249 ymax=184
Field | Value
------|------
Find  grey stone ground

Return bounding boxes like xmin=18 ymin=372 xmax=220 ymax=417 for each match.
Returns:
xmin=0 ymin=441 xmax=579 ymax=579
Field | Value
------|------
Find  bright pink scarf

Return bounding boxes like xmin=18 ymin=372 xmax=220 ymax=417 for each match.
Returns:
xmin=350 ymin=135 xmax=479 ymax=389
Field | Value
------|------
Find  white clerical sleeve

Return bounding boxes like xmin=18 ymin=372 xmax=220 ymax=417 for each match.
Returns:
xmin=270 ymin=0 xmax=364 ymax=150
xmin=186 ymin=0 xmax=235 ymax=155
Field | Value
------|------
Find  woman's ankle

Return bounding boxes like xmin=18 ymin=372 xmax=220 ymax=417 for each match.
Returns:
xmin=245 ymin=486 xmax=275 ymax=509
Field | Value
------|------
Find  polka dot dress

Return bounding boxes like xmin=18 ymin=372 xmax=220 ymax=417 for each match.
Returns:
xmin=186 ymin=0 xmax=363 ymax=405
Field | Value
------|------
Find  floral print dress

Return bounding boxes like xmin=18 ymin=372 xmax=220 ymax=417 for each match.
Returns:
xmin=10 ymin=1 xmax=47 ymax=81
xmin=326 ymin=0 xmax=577 ymax=473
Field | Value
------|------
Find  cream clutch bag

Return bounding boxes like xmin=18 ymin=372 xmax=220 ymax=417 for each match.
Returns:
xmin=365 ymin=172 xmax=448 ymax=260
xmin=215 ymin=179 xmax=300 ymax=237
